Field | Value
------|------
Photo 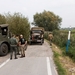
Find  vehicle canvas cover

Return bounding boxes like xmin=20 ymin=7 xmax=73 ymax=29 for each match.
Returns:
xmin=31 ymin=27 xmax=44 ymax=32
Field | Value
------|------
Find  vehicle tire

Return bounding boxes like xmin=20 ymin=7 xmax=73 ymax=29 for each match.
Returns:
xmin=42 ymin=38 xmax=44 ymax=43
xmin=0 ymin=43 xmax=8 ymax=56
xmin=40 ymin=39 xmax=43 ymax=45
xmin=29 ymin=41 xmax=31 ymax=45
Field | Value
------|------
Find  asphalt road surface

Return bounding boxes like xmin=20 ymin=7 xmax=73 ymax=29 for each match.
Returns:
xmin=0 ymin=41 xmax=58 ymax=75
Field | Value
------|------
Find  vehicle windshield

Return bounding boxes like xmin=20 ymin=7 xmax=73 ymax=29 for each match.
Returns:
xmin=1 ymin=27 xmax=8 ymax=35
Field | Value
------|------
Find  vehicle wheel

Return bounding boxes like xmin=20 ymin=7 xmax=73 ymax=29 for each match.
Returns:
xmin=42 ymin=38 xmax=44 ymax=43
xmin=40 ymin=40 xmax=43 ymax=45
xmin=29 ymin=41 xmax=31 ymax=45
xmin=0 ymin=43 xmax=8 ymax=56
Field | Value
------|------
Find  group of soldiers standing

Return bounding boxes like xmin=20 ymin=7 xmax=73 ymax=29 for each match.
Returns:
xmin=9 ymin=34 xmax=27 ymax=60
xmin=9 ymin=32 xmax=53 ymax=60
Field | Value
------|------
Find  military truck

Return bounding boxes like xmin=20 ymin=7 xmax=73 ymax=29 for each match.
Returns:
xmin=0 ymin=24 xmax=10 ymax=56
xmin=29 ymin=27 xmax=44 ymax=45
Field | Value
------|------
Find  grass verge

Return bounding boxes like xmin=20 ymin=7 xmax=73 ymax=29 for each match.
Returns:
xmin=45 ymin=39 xmax=67 ymax=75
xmin=46 ymin=39 xmax=75 ymax=75
xmin=53 ymin=51 xmax=66 ymax=75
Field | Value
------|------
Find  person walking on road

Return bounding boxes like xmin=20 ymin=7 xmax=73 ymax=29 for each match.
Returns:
xmin=19 ymin=34 xmax=27 ymax=58
xmin=48 ymin=32 xmax=53 ymax=46
xmin=9 ymin=34 xmax=18 ymax=60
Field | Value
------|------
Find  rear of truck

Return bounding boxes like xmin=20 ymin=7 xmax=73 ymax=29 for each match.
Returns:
xmin=0 ymin=24 xmax=10 ymax=56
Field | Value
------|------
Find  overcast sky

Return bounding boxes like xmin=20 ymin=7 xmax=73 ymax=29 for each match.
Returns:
xmin=0 ymin=0 xmax=75 ymax=28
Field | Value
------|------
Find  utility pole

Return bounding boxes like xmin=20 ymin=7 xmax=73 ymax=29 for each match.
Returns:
xmin=66 ymin=26 xmax=71 ymax=52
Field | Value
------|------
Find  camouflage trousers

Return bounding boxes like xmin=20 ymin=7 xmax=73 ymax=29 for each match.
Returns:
xmin=50 ymin=39 xmax=52 ymax=46
xmin=10 ymin=46 xmax=17 ymax=59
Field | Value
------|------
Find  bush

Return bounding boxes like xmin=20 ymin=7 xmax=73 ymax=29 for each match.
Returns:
xmin=52 ymin=30 xmax=75 ymax=62
xmin=53 ymin=30 xmax=68 ymax=47
xmin=44 ymin=31 xmax=49 ymax=40
xmin=5 ymin=13 xmax=30 ymax=40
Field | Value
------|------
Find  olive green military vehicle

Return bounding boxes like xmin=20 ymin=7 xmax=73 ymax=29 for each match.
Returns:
xmin=0 ymin=24 xmax=10 ymax=56
xmin=29 ymin=27 xmax=44 ymax=45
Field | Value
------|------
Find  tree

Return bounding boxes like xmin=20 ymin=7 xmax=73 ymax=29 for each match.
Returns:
xmin=5 ymin=13 xmax=30 ymax=40
xmin=0 ymin=14 xmax=6 ymax=24
xmin=33 ymin=10 xmax=62 ymax=31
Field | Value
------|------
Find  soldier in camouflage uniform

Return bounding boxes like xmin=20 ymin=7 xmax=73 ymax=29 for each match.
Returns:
xmin=48 ymin=32 xmax=53 ymax=46
xmin=16 ymin=35 xmax=20 ymax=55
xmin=9 ymin=34 xmax=18 ymax=60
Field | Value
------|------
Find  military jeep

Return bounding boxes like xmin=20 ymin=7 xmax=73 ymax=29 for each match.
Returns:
xmin=29 ymin=27 xmax=44 ymax=45
xmin=0 ymin=24 xmax=10 ymax=56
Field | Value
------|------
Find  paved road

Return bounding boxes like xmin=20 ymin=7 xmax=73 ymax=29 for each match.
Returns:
xmin=0 ymin=41 xmax=58 ymax=75
xmin=0 ymin=54 xmax=9 ymax=65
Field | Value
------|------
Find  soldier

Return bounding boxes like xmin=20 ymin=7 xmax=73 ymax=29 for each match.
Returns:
xmin=9 ymin=34 xmax=18 ymax=60
xmin=19 ymin=34 xmax=27 ymax=58
xmin=48 ymin=32 xmax=53 ymax=46
xmin=16 ymin=35 xmax=20 ymax=55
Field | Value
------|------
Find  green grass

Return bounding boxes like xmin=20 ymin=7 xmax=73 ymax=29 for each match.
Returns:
xmin=53 ymin=51 xmax=67 ymax=75
xmin=45 ymin=39 xmax=67 ymax=75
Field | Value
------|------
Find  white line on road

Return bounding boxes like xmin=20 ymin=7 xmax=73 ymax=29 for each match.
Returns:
xmin=54 ymin=67 xmax=58 ymax=75
xmin=0 ymin=59 xmax=10 ymax=69
xmin=47 ymin=57 xmax=52 ymax=75
xmin=50 ymin=57 xmax=58 ymax=75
